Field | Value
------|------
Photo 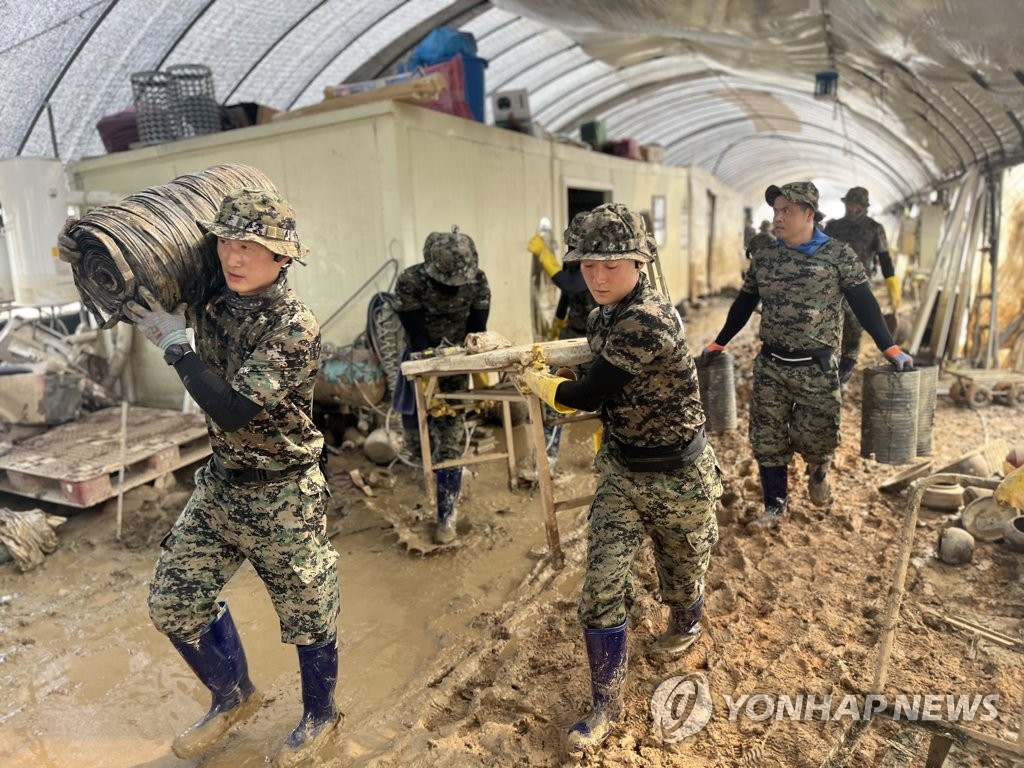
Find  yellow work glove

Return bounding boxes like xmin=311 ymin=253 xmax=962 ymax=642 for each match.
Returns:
xmin=995 ymin=465 xmax=1024 ymax=510
xmin=471 ymin=372 xmax=493 ymax=390
xmin=520 ymin=366 xmax=576 ymax=414
xmin=885 ymin=276 xmax=902 ymax=311
xmin=527 ymin=234 xmax=561 ymax=279
xmin=548 ymin=315 xmax=568 ymax=341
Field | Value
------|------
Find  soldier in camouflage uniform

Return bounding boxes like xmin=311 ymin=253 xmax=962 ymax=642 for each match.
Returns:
xmin=824 ymin=187 xmax=902 ymax=385
xmin=122 ymin=189 xmax=340 ymax=766
xmin=393 ymin=226 xmax=491 ymax=544
xmin=703 ymin=182 xmax=913 ymax=530
xmin=520 ymin=203 xmax=723 ymax=752
xmin=527 ymin=211 xmax=598 ymax=466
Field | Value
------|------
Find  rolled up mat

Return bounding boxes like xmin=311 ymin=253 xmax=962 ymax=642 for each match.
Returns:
xmin=62 ymin=164 xmax=277 ymax=328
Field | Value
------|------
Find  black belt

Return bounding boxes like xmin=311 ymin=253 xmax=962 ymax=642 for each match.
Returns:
xmin=209 ymin=454 xmax=315 ymax=485
xmin=761 ymin=344 xmax=833 ymax=372
xmin=612 ymin=426 xmax=708 ymax=472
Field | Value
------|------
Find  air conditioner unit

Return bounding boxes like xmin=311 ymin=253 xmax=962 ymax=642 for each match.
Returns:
xmin=492 ymin=89 xmax=531 ymax=122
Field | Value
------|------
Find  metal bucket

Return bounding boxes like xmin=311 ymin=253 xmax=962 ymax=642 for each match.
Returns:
xmin=695 ymin=352 xmax=737 ymax=433
xmin=861 ymin=366 xmax=921 ymax=465
xmin=915 ymin=365 xmax=938 ymax=457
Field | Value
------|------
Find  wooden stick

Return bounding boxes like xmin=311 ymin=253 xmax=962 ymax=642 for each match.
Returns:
xmin=114 ymin=401 xmax=129 ymax=540
xmin=526 ymin=392 xmax=563 ymax=570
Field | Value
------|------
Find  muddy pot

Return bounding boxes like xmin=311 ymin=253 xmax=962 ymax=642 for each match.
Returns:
xmin=937 ymin=527 xmax=975 ymax=565
xmin=1003 ymin=515 xmax=1024 ymax=553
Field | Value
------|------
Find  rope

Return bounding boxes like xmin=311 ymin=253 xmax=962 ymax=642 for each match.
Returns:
xmin=64 ymin=164 xmax=277 ymax=327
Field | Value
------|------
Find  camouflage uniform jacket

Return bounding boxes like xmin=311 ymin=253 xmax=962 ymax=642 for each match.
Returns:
xmin=587 ymin=274 xmax=705 ymax=449
xmin=740 ymin=236 xmax=867 ymax=352
xmin=189 ymin=273 xmax=324 ymax=471
xmin=823 ymin=214 xmax=889 ymax=274
xmin=393 ymin=263 xmax=491 ymax=345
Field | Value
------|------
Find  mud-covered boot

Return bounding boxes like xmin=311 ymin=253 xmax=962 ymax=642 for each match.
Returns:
xmin=649 ymin=595 xmax=703 ymax=660
xmin=566 ymin=621 xmax=627 ymax=752
xmin=434 ymin=467 xmax=462 ymax=544
xmin=169 ymin=603 xmax=262 ymax=759
xmin=273 ymin=637 xmax=341 ymax=767
xmin=807 ymin=462 xmax=833 ymax=506
xmin=746 ymin=464 xmax=788 ymax=531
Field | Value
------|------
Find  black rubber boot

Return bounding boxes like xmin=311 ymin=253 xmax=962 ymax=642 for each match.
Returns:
xmin=169 ymin=603 xmax=262 ymax=759
xmin=566 ymin=621 xmax=628 ymax=751
xmin=649 ymin=595 xmax=704 ymax=660
xmin=747 ymin=464 xmax=788 ymax=531
xmin=273 ymin=637 xmax=341 ymax=767
xmin=434 ymin=467 xmax=462 ymax=544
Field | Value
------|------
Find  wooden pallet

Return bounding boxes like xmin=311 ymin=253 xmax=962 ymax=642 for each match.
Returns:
xmin=0 ymin=406 xmax=210 ymax=508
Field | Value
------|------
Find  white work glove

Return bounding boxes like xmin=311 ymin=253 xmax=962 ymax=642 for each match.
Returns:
xmin=124 ymin=286 xmax=188 ymax=351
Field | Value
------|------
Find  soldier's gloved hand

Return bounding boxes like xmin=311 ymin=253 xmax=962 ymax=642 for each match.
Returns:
xmin=547 ymin=315 xmax=568 ymax=341
xmin=884 ymin=345 xmax=914 ymax=371
xmin=527 ymin=233 xmax=561 ymax=279
xmin=700 ymin=342 xmax=726 ymax=361
xmin=124 ymin=287 xmax=188 ymax=351
xmin=518 ymin=366 xmax=576 ymax=414
xmin=57 ymin=217 xmax=81 ymax=264
xmin=885 ymin=276 xmax=902 ymax=311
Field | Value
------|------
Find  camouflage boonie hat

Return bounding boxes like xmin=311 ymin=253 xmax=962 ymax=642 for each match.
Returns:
xmin=746 ymin=233 xmax=776 ymax=253
xmin=765 ymin=181 xmax=825 ymax=222
xmin=562 ymin=203 xmax=653 ymax=263
xmin=563 ymin=211 xmax=589 ymax=251
xmin=423 ymin=225 xmax=478 ymax=286
xmin=197 ymin=188 xmax=309 ymax=264
xmin=841 ymin=186 xmax=870 ymax=207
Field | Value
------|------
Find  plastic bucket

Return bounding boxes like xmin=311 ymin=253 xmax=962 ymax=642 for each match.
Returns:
xmin=861 ymin=366 xmax=921 ymax=465
xmin=915 ymin=365 xmax=938 ymax=457
xmin=695 ymin=353 xmax=737 ymax=433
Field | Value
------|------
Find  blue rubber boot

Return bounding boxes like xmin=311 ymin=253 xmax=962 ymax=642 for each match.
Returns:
xmin=169 ymin=603 xmax=262 ymax=759
xmin=544 ymin=423 xmax=563 ymax=470
xmin=566 ymin=621 xmax=628 ymax=751
xmin=434 ymin=467 xmax=462 ymax=544
xmin=649 ymin=594 xmax=704 ymax=660
xmin=747 ymin=464 xmax=788 ymax=531
xmin=273 ymin=637 xmax=341 ymax=767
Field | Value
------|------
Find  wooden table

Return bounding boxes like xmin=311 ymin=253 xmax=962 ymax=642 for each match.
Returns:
xmin=400 ymin=338 xmax=596 ymax=568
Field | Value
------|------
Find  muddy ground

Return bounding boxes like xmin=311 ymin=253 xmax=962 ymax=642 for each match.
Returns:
xmin=1 ymin=294 xmax=1022 ymax=768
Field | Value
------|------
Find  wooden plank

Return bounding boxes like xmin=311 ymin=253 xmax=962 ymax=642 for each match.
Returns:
xmin=271 ymin=73 xmax=447 ymax=122
xmin=401 ymin=338 xmax=592 ymax=376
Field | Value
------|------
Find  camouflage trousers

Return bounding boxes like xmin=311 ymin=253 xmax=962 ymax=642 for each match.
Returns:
xmin=148 ymin=461 xmax=340 ymax=646
xmin=579 ymin=443 xmax=722 ymax=629
xmin=840 ymin=299 xmax=864 ymax=359
xmin=749 ymin=354 xmax=841 ymax=467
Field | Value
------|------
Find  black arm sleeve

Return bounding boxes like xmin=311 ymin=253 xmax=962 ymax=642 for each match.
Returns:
xmin=551 ymin=269 xmax=588 ymax=294
xmin=396 ymin=309 xmax=433 ymax=351
xmin=877 ymin=251 xmax=895 ymax=279
xmin=467 ymin=306 xmax=489 ymax=334
xmin=554 ymin=356 xmax=635 ymax=412
xmin=554 ymin=292 xmax=570 ymax=320
xmin=714 ymin=289 xmax=760 ymax=346
xmin=172 ymin=352 xmax=263 ymax=432
xmin=843 ymin=281 xmax=895 ymax=351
